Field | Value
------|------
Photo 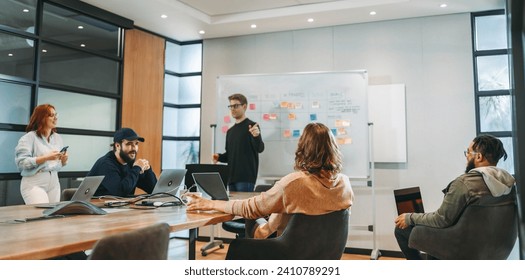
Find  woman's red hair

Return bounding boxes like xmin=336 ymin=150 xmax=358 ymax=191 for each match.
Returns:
xmin=26 ymin=104 xmax=57 ymax=137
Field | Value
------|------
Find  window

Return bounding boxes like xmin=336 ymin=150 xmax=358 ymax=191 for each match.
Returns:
xmin=0 ymin=0 xmax=125 ymax=179
xmin=162 ymin=41 xmax=202 ymax=169
xmin=472 ymin=10 xmax=514 ymax=174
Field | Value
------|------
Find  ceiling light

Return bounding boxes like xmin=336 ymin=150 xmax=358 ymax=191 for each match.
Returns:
xmin=77 ymin=25 xmax=84 ymax=29
xmin=251 ymin=24 xmax=257 ymax=29
xmin=161 ymin=14 xmax=168 ymax=19
xmin=8 ymin=53 xmax=14 ymax=57
xmin=22 ymin=9 xmax=29 ymax=13
xmin=80 ymin=44 xmax=86 ymax=47
xmin=199 ymin=30 xmax=205 ymax=34
xmin=42 ymin=49 xmax=47 ymax=53
xmin=370 ymin=11 xmax=377 ymax=16
xmin=308 ymin=18 xmax=314 ymax=23
xmin=440 ymin=4 xmax=448 ymax=8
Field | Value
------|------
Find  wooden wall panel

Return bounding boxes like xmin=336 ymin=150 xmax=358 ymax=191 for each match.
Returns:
xmin=122 ymin=29 xmax=165 ymax=176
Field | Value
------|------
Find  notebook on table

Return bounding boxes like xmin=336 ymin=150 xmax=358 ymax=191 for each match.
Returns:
xmin=35 ymin=175 xmax=105 ymax=209
xmin=393 ymin=186 xmax=425 ymax=215
xmin=151 ymin=169 xmax=187 ymax=195
xmin=191 ymin=172 xmax=229 ymax=201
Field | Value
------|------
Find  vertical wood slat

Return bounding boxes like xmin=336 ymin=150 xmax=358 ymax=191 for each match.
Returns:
xmin=122 ymin=29 xmax=165 ymax=177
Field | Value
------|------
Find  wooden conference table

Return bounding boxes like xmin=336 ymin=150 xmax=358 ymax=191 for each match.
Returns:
xmin=0 ymin=195 xmax=239 ymax=260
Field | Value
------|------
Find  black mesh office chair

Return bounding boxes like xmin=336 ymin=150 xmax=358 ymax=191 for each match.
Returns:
xmin=226 ymin=209 xmax=349 ymax=260
xmin=88 ymin=223 xmax=171 ymax=260
xmin=221 ymin=184 xmax=274 ymax=238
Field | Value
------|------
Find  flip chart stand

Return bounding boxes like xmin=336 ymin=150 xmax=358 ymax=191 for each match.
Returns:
xmin=200 ymin=124 xmax=224 ymax=256
xmin=349 ymin=123 xmax=381 ymax=259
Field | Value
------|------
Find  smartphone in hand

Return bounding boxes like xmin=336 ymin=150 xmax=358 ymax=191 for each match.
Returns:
xmin=60 ymin=146 xmax=69 ymax=153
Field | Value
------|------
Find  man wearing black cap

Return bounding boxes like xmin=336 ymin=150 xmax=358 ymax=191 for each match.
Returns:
xmin=88 ymin=127 xmax=157 ymax=197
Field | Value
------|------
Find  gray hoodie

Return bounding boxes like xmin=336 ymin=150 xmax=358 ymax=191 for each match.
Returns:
xmin=470 ymin=166 xmax=515 ymax=197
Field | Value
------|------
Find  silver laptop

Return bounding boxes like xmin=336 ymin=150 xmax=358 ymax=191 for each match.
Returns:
xmin=35 ymin=175 xmax=105 ymax=208
xmin=151 ymin=169 xmax=187 ymax=195
xmin=191 ymin=172 xmax=229 ymax=201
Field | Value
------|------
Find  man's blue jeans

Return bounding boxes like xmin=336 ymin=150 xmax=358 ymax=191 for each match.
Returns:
xmin=228 ymin=182 xmax=255 ymax=192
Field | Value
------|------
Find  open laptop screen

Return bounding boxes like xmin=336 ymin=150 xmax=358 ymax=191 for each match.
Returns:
xmin=394 ymin=186 xmax=425 ymax=215
xmin=191 ymin=172 xmax=229 ymax=201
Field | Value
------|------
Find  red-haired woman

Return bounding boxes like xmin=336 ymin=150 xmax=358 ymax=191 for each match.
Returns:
xmin=186 ymin=122 xmax=354 ymax=239
xmin=15 ymin=104 xmax=68 ymax=204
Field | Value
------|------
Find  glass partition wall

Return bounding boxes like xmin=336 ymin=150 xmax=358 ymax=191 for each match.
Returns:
xmin=0 ymin=0 xmax=127 ymax=204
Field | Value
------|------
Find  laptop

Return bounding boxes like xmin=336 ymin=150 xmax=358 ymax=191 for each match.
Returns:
xmin=35 ymin=175 xmax=105 ymax=209
xmin=191 ymin=172 xmax=229 ymax=201
xmin=151 ymin=169 xmax=187 ymax=195
xmin=393 ymin=186 xmax=425 ymax=215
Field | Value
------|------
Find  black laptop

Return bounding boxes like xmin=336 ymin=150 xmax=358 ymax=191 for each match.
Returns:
xmin=191 ymin=172 xmax=229 ymax=201
xmin=393 ymin=186 xmax=425 ymax=215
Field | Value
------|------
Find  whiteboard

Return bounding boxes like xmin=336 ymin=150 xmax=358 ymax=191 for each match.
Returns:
xmin=368 ymin=84 xmax=407 ymax=163
xmin=216 ymin=71 xmax=370 ymax=179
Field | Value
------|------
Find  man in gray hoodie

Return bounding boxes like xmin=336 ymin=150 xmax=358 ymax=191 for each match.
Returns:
xmin=394 ymin=134 xmax=516 ymax=260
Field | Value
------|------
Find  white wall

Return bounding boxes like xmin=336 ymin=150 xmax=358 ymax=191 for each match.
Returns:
xmin=201 ymin=13 xmax=476 ymax=252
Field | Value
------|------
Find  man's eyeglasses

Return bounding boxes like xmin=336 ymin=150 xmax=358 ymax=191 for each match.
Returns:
xmin=227 ymin=103 xmax=244 ymax=109
xmin=464 ymin=150 xmax=479 ymax=157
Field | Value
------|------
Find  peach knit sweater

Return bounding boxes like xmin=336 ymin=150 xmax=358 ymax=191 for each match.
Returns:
xmin=223 ymin=170 xmax=354 ymax=238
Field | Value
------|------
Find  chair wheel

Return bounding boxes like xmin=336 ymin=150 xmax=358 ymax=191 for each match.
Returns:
xmin=201 ymin=251 xmax=208 ymax=256
xmin=219 ymin=244 xmax=224 ymax=249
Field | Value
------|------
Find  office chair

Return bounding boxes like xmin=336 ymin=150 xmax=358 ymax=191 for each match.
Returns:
xmin=226 ymin=209 xmax=349 ymax=260
xmin=88 ymin=223 xmax=171 ymax=260
xmin=408 ymin=202 xmax=518 ymax=260
xmin=221 ymin=184 xmax=274 ymax=238
xmin=61 ymin=188 xmax=78 ymax=201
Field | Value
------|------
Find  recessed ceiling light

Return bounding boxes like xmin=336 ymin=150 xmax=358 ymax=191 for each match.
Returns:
xmin=8 ymin=53 xmax=13 ymax=57
xmin=80 ymin=44 xmax=86 ymax=47
xmin=161 ymin=14 xmax=168 ymax=19
xmin=251 ymin=24 xmax=257 ymax=29
xmin=370 ymin=11 xmax=377 ymax=16
xmin=42 ymin=49 xmax=47 ymax=53
xmin=77 ymin=25 xmax=84 ymax=29
xmin=22 ymin=9 xmax=29 ymax=13
xmin=307 ymin=18 xmax=314 ymax=23
xmin=199 ymin=30 xmax=205 ymax=34
xmin=440 ymin=4 xmax=448 ymax=8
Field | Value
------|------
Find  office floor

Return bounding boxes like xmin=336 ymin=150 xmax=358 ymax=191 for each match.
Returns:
xmin=168 ymin=238 xmax=404 ymax=260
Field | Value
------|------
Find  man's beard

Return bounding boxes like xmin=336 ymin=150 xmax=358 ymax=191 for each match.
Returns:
xmin=465 ymin=158 xmax=475 ymax=173
xmin=120 ymin=150 xmax=136 ymax=164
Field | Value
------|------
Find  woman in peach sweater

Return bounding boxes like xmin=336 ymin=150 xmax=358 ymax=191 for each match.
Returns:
xmin=186 ymin=122 xmax=354 ymax=239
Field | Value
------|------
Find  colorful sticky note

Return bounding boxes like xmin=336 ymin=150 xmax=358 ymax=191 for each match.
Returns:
xmin=312 ymin=101 xmax=320 ymax=109
xmin=283 ymin=129 xmax=291 ymax=138
xmin=269 ymin=114 xmax=278 ymax=120
xmin=263 ymin=113 xmax=270 ymax=121
xmin=337 ymin=128 xmax=347 ymax=136
xmin=331 ymin=129 xmax=337 ymax=136
xmin=249 ymin=103 xmax=256 ymax=110
xmin=292 ymin=130 xmax=301 ymax=137
xmin=310 ymin=114 xmax=317 ymax=121
xmin=224 ymin=115 xmax=231 ymax=123
xmin=280 ymin=101 xmax=289 ymax=108
xmin=288 ymin=113 xmax=296 ymax=120
xmin=336 ymin=137 xmax=352 ymax=145
xmin=222 ymin=126 xmax=229 ymax=133
xmin=335 ymin=120 xmax=350 ymax=127
xmin=295 ymin=102 xmax=303 ymax=109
